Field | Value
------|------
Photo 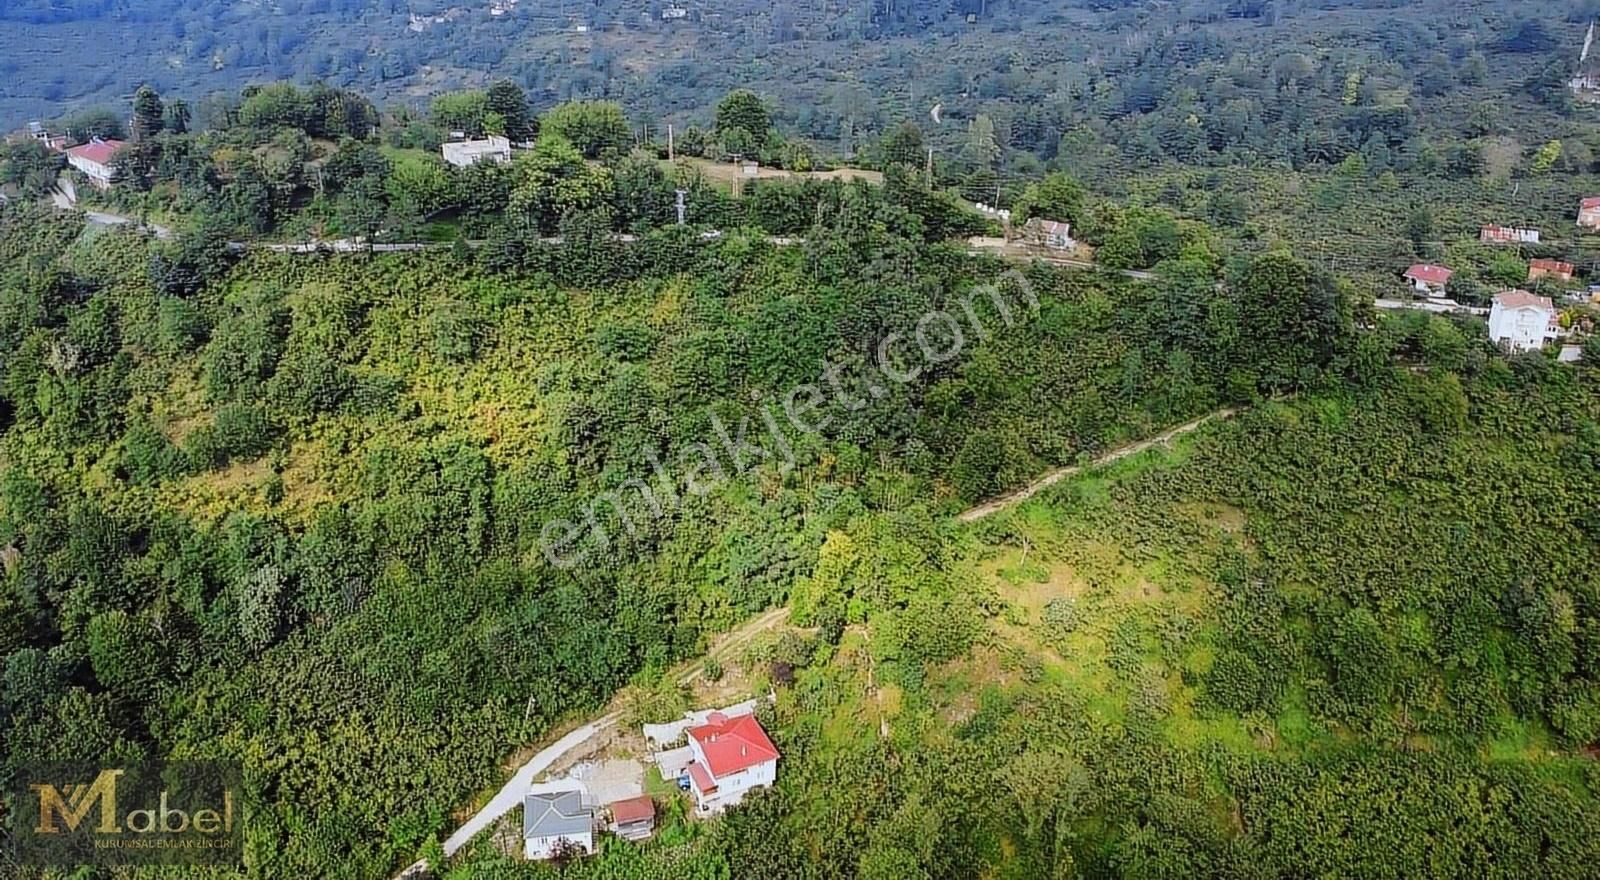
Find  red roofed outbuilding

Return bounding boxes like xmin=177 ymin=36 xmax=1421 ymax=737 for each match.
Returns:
xmin=1403 ymin=263 xmax=1453 ymax=294
xmin=1580 ymin=198 xmax=1600 ymax=230
xmin=1529 ymin=259 xmax=1575 ymax=283
xmin=608 ymin=795 xmax=655 ymax=841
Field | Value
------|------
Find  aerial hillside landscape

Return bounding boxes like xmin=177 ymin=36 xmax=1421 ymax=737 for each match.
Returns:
xmin=3 ymin=1 xmax=1600 ymax=878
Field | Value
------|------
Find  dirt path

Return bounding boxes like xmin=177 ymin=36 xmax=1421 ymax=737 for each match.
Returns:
xmin=956 ymin=408 xmax=1239 ymax=523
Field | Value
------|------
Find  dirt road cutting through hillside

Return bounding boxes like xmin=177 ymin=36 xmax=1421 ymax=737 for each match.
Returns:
xmin=957 ymin=408 xmax=1239 ymax=524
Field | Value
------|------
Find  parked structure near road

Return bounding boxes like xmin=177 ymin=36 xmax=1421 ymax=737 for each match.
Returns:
xmin=1481 ymin=224 xmax=1541 ymax=245
xmin=1529 ymin=259 xmax=1575 ymax=283
xmin=1021 ymin=217 xmax=1075 ymax=251
xmin=442 ymin=135 xmax=512 ymax=167
xmin=1402 ymin=263 xmax=1452 ymax=294
xmin=682 ymin=711 xmax=780 ymax=815
xmin=65 ymin=138 xmax=124 ymax=189
xmin=1488 ymin=290 xmax=1559 ymax=353
xmin=1580 ymin=197 xmax=1600 ymax=231
xmin=523 ymin=788 xmax=595 ymax=860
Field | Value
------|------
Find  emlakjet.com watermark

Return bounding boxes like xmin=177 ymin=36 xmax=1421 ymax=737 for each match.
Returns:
xmin=541 ymin=269 xmax=1039 ymax=569
xmin=12 ymin=762 xmax=243 ymax=866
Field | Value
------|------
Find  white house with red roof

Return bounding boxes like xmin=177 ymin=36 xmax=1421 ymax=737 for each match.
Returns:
xmin=1579 ymin=198 xmax=1600 ymax=231
xmin=1488 ymin=290 xmax=1559 ymax=352
xmin=1402 ymin=263 xmax=1452 ymax=294
xmin=1481 ymin=224 xmax=1541 ymax=245
xmin=65 ymin=138 xmax=125 ymax=189
xmin=683 ymin=711 xmax=779 ymax=815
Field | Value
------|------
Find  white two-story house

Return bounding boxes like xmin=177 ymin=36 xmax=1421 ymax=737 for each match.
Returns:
xmin=1488 ymin=290 xmax=1559 ymax=353
xmin=65 ymin=138 xmax=124 ymax=189
xmin=683 ymin=711 xmax=780 ymax=815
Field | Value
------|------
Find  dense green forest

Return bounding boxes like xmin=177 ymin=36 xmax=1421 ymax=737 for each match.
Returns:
xmin=450 ymin=354 xmax=1600 ymax=879
xmin=6 ymin=2 xmax=1600 ymax=877
xmin=0 ymin=160 xmax=1355 ymax=876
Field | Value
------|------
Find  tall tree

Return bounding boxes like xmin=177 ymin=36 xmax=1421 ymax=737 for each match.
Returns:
xmin=715 ymin=90 xmax=773 ymax=147
xmin=131 ymin=85 xmax=165 ymax=142
xmin=485 ymin=80 xmax=535 ymax=142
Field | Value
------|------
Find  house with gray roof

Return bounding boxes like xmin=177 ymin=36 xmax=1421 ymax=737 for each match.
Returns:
xmin=523 ymin=789 xmax=595 ymax=860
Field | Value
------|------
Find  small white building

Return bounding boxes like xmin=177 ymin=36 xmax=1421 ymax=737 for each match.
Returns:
xmin=1022 ymin=217 xmax=1074 ymax=250
xmin=441 ymin=135 xmax=511 ymax=168
xmin=1403 ymin=263 xmax=1452 ymax=295
xmin=1488 ymin=290 xmax=1559 ymax=353
xmin=683 ymin=711 xmax=779 ymax=815
xmin=522 ymin=789 xmax=594 ymax=861
xmin=65 ymin=138 xmax=125 ymax=189
xmin=661 ymin=4 xmax=688 ymax=19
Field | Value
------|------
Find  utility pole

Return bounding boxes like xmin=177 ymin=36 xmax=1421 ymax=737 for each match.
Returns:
xmin=668 ymin=123 xmax=675 ymax=161
xmin=675 ymin=189 xmax=688 ymax=226
xmin=925 ymin=147 xmax=934 ymax=188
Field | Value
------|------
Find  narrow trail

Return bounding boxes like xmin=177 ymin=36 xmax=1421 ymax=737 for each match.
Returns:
xmin=956 ymin=408 xmax=1239 ymax=524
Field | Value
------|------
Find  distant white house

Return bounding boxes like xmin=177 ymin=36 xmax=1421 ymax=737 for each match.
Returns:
xmin=1488 ymin=290 xmax=1559 ymax=353
xmin=523 ymin=788 xmax=594 ymax=860
xmin=661 ymin=4 xmax=688 ymax=19
xmin=66 ymin=138 xmax=125 ymax=189
xmin=1022 ymin=217 xmax=1074 ymax=250
xmin=682 ymin=711 xmax=779 ymax=815
xmin=1402 ymin=263 xmax=1452 ymax=294
xmin=1580 ymin=198 xmax=1600 ymax=231
xmin=442 ymin=135 xmax=511 ymax=168
xmin=1481 ymin=225 xmax=1541 ymax=245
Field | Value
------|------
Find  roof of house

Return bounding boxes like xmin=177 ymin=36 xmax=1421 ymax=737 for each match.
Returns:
xmin=66 ymin=139 xmax=124 ymax=165
xmin=686 ymin=761 xmax=717 ymax=793
xmin=687 ymin=712 xmax=780 ymax=778
xmin=1494 ymin=290 xmax=1554 ymax=311
xmin=523 ymin=790 xmax=592 ymax=839
xmin=1028 ymin=217 xmax=1071 ymax=236
xmin=1530 ymin=258 xmax=1574 ymax=273
xmin=609 ymin=796 xmax=655 ymax=825
xmin=1582 ymin=197 xmax=1600 ymax=210
xmin=1403 ymin=264 xmax=1452 ymax=285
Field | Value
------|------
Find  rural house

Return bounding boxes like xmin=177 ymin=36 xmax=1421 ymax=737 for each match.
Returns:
xmin=1022 ymin=217 xmax=1075 ymax=250
xmin=683 ymin=711 xmax=780 ymax=815
xmin=523 ymin=789 xmax=594 ymax=860
xmin=607 ymin=795 xmax=655 ymax=841
xmin=65 ymin=138 xmax=124 ymax=189
xmin=442 ymin=135 xmax=512 ymax=167
xmin=1581 ymin=198 xmax=1600 ymax=231
xmin=1488 ymin=290 xmax=1559 ymax=353
xmin=1481 ymin=225 xmax=1541 ymax=245
xmin=1529 ymin=259 xmax=1575 ymax=283
xmin=1402 ymin=263 xmax=1452 ymax=294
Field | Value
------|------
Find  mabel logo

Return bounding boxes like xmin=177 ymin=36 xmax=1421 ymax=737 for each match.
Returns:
xmin=14 ymin=762 xmax=242 ymax=866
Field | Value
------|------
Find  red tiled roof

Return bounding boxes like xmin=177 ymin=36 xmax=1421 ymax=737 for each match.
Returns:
xmin=1494 ymin=290 xmax=1554 ymax=310
xmin=1530 ymin=259 xmax=1574 ymax=275
xmin=1403 ymin=264 xmax=1452 ymax=285
xmin=66 ymin=139 xmax=124 ymax=165
xmin=1582 ymin=197 xmax=1600 ymax=210
xmin=686 ymin=761 xmax=717 ymax=793
xmin=609 ymin=796 xmax=654 ymax=824
xmin=687 ymin=713 xmax=780 ymax=778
